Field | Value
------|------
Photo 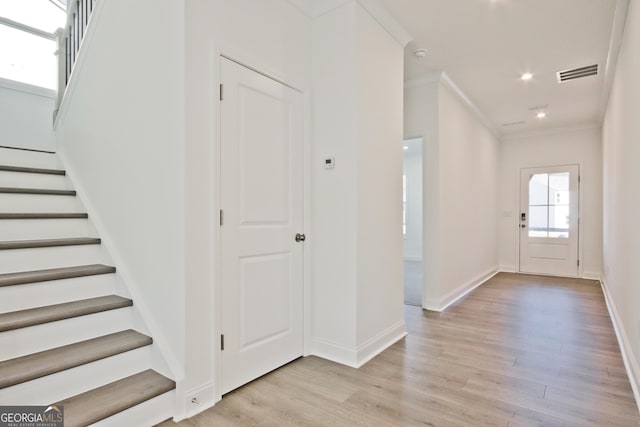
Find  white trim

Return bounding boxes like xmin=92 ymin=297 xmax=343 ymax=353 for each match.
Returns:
xmin=439 ymin=72 xmax=501 ymax=139
xmin=0 ymin=16 xmax=56 ymax=40
xmin=424 ymin=267 xmax=499 ymax=312
xmin=599 ymin=0 xmax=630 ymax=119
xmin=600 ymin=277 xmax=640 ymax=412
xmin=310 ymin=337 xmax=358 ymax=367
xmin=53 ymin=0 xmax=105 ymax=129
xmin=582 ymin=271 xmax=602 ymax=281
xmin=501 ymin=122 xmax=602 ymax=142
xmin=499 ymin=265 xmax=517 ymax=273
xmin=177 ymin=381 xmax=217 ymax=421
xmin=355 ymin=320 xmax=407 ymax=367
xmin=0 ymin=77 xmax=56 ymax=98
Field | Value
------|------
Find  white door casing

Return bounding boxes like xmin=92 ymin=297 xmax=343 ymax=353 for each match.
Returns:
xmin=220 ymin=57 xmax=304 ymax=394
xmin=519 ymin=165 xmax=579 ymax=278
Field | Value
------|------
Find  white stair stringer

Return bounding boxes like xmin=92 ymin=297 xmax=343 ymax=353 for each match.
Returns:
xmin=0 ymin=345 xmax=154 ymax=405
xmin=0 ymin=148 xmax=176 ymax=424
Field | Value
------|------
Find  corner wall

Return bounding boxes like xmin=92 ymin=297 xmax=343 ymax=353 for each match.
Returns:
xmin=499 ymin=126 xmax=603 ymax=278
xmin=602 ymin=0 xmax=640 ymax=406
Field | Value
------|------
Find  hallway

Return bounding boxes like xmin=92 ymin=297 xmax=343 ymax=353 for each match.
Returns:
xmin=160 ymin=273 xmax=639 ymax=426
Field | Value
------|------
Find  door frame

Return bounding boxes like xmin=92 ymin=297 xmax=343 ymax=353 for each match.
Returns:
xmin=210 ymin=45 xmax=312 ymax=404
xmin=515 ymin=162 xmax=584 ymax=278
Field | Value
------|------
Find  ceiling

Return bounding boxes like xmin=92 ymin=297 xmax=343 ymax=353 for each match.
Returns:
xmin=380 ymin=0 xmax=625 ymax=136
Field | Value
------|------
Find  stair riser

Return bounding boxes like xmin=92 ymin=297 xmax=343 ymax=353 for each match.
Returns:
xmin=0 ymin=346 xmax=154 ymax=405
xmin=0 ymin=308 xmax=134 ymax=360
xmin=0 ymin=245 xmax=111 ymax=274
xmin=0 ymin=219 xmax=97 ymax=240
xmin=0 ymin=171 xmax=70 ymax=190
xmin=92 ymin=390 xmax=176 ymax=427
xmin=0 ymin=194 xmax=84 ymax=213
xmin=0 ymin=148 xmax=60 ymax=169
xmin=0 ymin=274 xmax=123 ymax=312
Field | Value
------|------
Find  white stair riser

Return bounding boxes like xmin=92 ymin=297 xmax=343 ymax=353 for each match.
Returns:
xmin=0 ymin=148 xmax=60 ymax=169
xmin=0 ymin=245 xmax=111 ymax=274
xmin=0 ymin=194 xmax=84 ymax=213
xmin=0 ymin=219 xmax=97 ymax=240
xmin=0 ymin=274 xmax=123 ymax=312
xmin=92 ymin=390 xmax=176 ymax=427
xmin=0 ymin=172 xmax=70 ymax=190
xmin=0 ymin=308 xmax=134 ymax=360
xmin=0 ymin=346 xmax=154 ymax=405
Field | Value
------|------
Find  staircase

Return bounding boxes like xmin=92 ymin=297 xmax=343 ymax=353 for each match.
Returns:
xmin=0 ymin=147 xmax=175 ymax=426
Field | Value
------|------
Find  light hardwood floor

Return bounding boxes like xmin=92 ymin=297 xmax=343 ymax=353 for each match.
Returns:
xmin=160 ymin=273 xmax=640 ymax=426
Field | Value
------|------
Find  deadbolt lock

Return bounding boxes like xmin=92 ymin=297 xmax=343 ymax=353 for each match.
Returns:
xmin=295 ymin=233 xmax=306 ymax=242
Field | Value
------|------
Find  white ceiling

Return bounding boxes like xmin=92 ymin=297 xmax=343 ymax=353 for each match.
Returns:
xmin=380 ymin=0 xmax=625 ymax=136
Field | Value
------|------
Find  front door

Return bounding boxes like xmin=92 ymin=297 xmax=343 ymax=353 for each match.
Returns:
xmin=220 ymin=57 xmax=304 ymax=394
xmin=519 ymin=165 xmax=579 ymax=277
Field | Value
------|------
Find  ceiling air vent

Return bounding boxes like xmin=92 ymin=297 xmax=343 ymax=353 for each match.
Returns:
xmin=556 ymin=64 xmax=598 ymax=83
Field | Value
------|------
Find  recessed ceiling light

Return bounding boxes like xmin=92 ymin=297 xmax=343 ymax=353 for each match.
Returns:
xmin=536 ymin=112 xmax=547 ymax=119
xmin=403 ymin=146 xmax=409 ymax=150
xmin=521 ymin=72 xmax=533 ymax=81
xmin=413 ymin=49 xmax=428 ymax=59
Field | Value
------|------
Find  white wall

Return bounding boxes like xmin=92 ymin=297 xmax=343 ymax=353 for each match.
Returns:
xmin=602 ymin=0 xmax=640 ymax=405
xmin=404 ymin=76 xmax=500 ymax=311
xmin=403 ymin=149 xmax=423 ymax=260
xmin=54 ymin=0 xmax=186 ymax=402
xmin=0 ymin=79 xmax=55 ymax=152
xmin=311 ymin=0 xmax=407 ymax=366
xmin=499 ymin=126 xmax=603 ymax=278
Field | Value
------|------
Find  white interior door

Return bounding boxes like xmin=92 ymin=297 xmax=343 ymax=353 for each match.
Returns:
xmin=220 ymin=57 xmax=304 ymax=394
xmin=519 ymin=165 xmax=579 ymax=277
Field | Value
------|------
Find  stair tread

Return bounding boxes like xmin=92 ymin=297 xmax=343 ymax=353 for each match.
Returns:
xmin=0 ymin=264 xmax=116 ymax=287
xmin=0 ymin=187 xmax=76 ymax=196
xmin=0 ymin=165 xmax=65 ymax=175
xmin=0 ymin=330 xmax=152 ymax=389
xmin=0 ymin=295 xmax=132 ymax=332
xmin=0 ymin=213 xmax=88 ymax=219
xmin=0 ymin=237 xmax=101 ymax=250
xmin=55 ymin=369 xmax=175 ymax=427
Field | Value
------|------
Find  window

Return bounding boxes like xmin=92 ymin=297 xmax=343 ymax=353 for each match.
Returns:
xmin=528 ymin=172 xmax=570 ymax=238
xmin=0 ymin=0 xmax=66 ymax=89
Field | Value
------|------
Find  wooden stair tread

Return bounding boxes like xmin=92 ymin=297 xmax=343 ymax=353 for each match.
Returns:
xmin=55 ymin=369 xmax=175 ymax=427
xmin=0 ymin=295 xmax=132 ymax=332
xmin=0 ymin=330 xmax=152 ymax=389
xmin=0 ymin=187 xmax=76 ymax=196
xmin=0 ymin=165 xmax=65 ymax=175
xmin=0 ymin=264 xmax=115 ymax=287
xmin=0 ymin=237 xmax=101 ymax=250
xmin=0 ymin=213 xmax=88 ymax=219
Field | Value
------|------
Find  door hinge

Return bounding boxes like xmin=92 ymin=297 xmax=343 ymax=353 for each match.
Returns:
xmin=219 ymin=209 xmax=224 ymax=226
xmin=577 ymin=260 xmax=580 ymax=267
xmin=221 ymin=334 xmax=225 ymax=351
xmin=578 ymin=175 xmax=581 ymax=183
xmin=219 ymin=83 xmax=224 ymax=101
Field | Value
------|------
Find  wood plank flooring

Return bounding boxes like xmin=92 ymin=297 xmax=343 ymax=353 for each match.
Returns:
xmin=160 ymin=273 xmax=640 ymax=426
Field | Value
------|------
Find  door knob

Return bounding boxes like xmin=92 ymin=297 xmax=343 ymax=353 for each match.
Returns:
xmin=295 ymin=233 xmax=306 ymax=242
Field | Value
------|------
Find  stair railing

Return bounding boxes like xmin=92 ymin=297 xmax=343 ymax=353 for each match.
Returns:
xmin=54 ymin=0 xmax=97 ymax=115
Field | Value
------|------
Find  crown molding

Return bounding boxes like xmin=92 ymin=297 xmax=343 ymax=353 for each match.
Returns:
xmin=599 ymin=0 xmax=630 ymax=119
xmin=288 ymin=0 xmax=412 ymax=47
xmin=500 ymin=122 xmax=602 ymax=142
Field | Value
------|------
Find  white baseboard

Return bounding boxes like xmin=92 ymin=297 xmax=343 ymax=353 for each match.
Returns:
xmin=311 ymin=320 xmax=407 ymax=368
xmin=424 ymin=267 xmax=499 ymax=312
xmin=355 ymin=320 xmax=407 ymax=367
xmin=582 ymin=271 xmax=602 ymax=281
xmin=499 ymin=265 xmax=516 ymax=273
xmin=175 ymin=381 xmax=217 ymax=421
xmin=600 ymin=277 xmax=640 ymax=413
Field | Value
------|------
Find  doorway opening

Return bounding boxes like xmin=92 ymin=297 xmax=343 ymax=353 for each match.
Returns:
xmin=403 ymin=137 xmax=423 ymax=306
